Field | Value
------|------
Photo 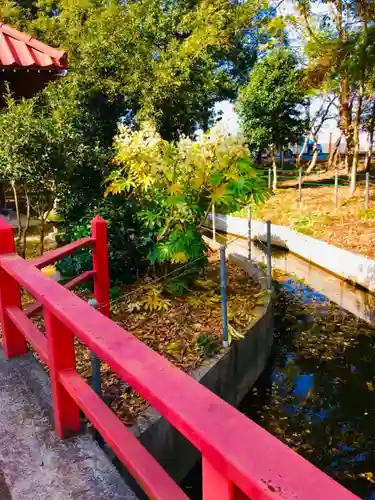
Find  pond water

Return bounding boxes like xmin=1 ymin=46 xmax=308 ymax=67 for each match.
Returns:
xmin=239 ymin=275 xmax=375 ymax=499
xmin=183 ymin=234 xmax=375 ymax=498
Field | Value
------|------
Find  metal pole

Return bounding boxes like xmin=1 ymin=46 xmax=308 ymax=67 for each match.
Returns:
xmin=268 ymin=168 xmax=272 ymax=189
xmin=88 ymin=298 xmax=102 ymax=398
xmin=365 ymin=172 xmax=370 ymax=211
xmin=220 ymin=245 xmax=228 ymax=348
xmin=334 ymin=172 xmax=338 ymax=209
xmin=266 ymin=220 xmax=272 ymax=292
xmin=212 ymin=203 xmax=216 ymax=242
xmin=247 ymin=205 xmax=251 ymax=261
xmin=298 ymin=168 xmax=302 ymax=204
xmin=88 ymin=297 xmax=104 ymax=447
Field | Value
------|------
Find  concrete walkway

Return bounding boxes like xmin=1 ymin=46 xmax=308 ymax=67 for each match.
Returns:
xmin=0 ymin=350 xmax=138 ymax=500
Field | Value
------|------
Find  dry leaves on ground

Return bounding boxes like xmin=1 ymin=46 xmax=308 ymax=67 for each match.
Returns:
xmin=0 ymin=254 xmax=262 ymax=424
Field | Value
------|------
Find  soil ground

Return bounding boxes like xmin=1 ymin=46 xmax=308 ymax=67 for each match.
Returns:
xmin=237 ymin=167 xmax=375 ymax=259
xmin=14 ymin=251 xmax=262 ymax=423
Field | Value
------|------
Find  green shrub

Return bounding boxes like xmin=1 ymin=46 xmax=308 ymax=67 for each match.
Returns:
xmin=56 ymin=196 xmax=146 ymax=284
xmin=106 ymin=124 xmax=268 ymax=278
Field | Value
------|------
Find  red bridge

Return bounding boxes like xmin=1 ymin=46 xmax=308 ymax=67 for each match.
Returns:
xmin=0 ymin=216 xmax=358 ymax=499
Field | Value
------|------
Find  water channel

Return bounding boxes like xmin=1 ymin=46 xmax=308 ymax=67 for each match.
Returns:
xmin=183 ymin=232 xmax=375 ymax=499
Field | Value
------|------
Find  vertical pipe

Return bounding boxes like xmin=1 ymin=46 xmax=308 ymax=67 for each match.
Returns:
xmin=266 ymin=220 xmax=272 ymax=292
xmin=212 ymin=203 xmax=216 ymax=242
xmin=365 ymin=172 xmax=370 ymax=211
xmin=247 ymin=205 xmax=251 ymax=261
xmin=88 ymin=298 xmax=104 ymax=447
xmin=91 ymin=216 xmax=110 ymax=318
xmin=334 ymin=172 xmax=338 ymax=209
xmin=268 ymin=168 xmax=272 ymax=189
xmin=88 ymin=298 xmax=101 ymax=398
xmin=298 ymin=168 xmax=302 ymax=204
xmin=220 ymin=245 xmax=228 ymax=347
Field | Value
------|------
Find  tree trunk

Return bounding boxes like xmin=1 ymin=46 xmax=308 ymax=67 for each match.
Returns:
xmin=0 ymin=182 xmax=6 ymax=212
xmin=328 ymin=135 xmax=342 ymax=169
xmin=350 ymin=83 xmax=364 ymax=195
xmin=351 ymin=142 xmax=359 ymax=195
xmin=39 ymin=202 xmax=54 ymax=256
xmin=328 ymin=132 xmax=332 ymax=160
xmin=306 ymin=135 xmax=319 ymax=174
xmin=364 ymin=131 xmax=374 ymax=172
xmin=271 ymin=146 xmax=277 ymax=190
xmin=364 ymin=99 xmax=375 ymax=172
xmin=344 ymin=130 xmax=354 ymax=173
xmin=350 ymin=142 xmax=359 ymax=196
xmin=20 ymin=189 xmax=30 ymax=259
xmin=333 ymin=145 xmax=341 ymax=171
xmin=336 ymin=0 xmax=353 ymax=175
xmin=296 ymin=135 xmax=309 ymax=171
xmin=11 ymin=180 xmax=22 ymax=241
xmin=40 ymin=219 xmax=45 ymax=256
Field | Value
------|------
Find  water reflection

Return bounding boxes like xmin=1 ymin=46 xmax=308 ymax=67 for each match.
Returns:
xmin=240 ymin=277 xmax=375 ymax=499
xmin=215 ymin=230 xmax=375 ymax=326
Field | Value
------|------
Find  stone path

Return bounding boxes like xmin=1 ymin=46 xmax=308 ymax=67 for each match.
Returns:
xmin=0 ymin=350 xmax=138 ymax=500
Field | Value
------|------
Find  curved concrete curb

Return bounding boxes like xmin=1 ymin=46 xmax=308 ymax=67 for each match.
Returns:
xmin=129 ymin=250 xmax=273 ymax=484
xmin=213 ymin=214 xmax=375 ymax=294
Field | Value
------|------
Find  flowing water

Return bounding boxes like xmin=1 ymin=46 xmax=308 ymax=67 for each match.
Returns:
xmin=183 ymin=233 xmax=375 ymax=499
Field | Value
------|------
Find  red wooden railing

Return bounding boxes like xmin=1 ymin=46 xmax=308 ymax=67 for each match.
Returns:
xmin=0 ymin=216 xmax=358 ymax=499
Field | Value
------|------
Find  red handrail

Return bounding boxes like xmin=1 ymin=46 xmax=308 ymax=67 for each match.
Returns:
xmin=25 ymin=270 xmax=95 ymax=318
xmin=30 ymin=237 xmax=94 ymax=269
xmin=0 ymin=217 xmax=359 ymax=500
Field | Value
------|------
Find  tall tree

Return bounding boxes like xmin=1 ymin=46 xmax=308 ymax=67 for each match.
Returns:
xmin=0 ymin=0 xmax=269 ymax=140
xmin=237 ymin=48 xmax=307 ymax=189
xmin=0 ymin=0 xmax=272 ymax=227
xmin=297 ymin=0 xmax=375 ymax=193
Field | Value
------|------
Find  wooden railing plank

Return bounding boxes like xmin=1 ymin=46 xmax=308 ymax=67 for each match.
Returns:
xmin=31 ymin=237 xmax=94 ymax=269
xmin=25 ymin=270 xmax=95 ymax=318
xmin=6 ymin=306 xmax=48 ymax=364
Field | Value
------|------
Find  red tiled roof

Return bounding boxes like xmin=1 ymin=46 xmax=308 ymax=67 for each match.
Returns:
xmin=0 ymin=23 xmax=67 ymax=69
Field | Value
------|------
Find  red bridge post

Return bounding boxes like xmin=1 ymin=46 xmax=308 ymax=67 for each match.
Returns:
xmin=0 ymin=219 xmax=27 ymax=358
xmin=91 ymin=216 xmax=110 ymax=318
xmin=44 ymin=310 xmax=81 ymax=438
xmin=202 ymin=458 xmax=248 ymax=500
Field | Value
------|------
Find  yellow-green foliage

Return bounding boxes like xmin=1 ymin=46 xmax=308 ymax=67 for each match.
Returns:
xmin=106 ymin=124 xmax=268 ymax=269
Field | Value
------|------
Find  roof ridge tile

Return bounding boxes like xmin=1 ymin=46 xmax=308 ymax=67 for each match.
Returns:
xmin=0 ymin=23 xmax=67 ymax=69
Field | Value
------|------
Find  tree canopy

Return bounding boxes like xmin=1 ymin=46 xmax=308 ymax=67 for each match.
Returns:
xmin=296 ymin=0 xmax=375 ymax=190
xmin=237 ymin=48 xmax=307 ymax=188
xmin=0 ymin=0 xmax=273 ymax=233
xmin=0 ymin=0 xmax=269 ymax=140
